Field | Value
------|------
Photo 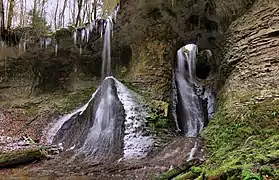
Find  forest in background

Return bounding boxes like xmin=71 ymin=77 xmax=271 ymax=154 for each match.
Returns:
xmin=0 ymin=0 xmax=119 ymax=32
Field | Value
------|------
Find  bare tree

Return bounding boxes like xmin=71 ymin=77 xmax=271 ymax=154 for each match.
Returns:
xmin=93 ymin=0 xmax=97 ymax=20
xmin=75 ymin=0 xmax=83 ymax=26
xmin=68 ymin=0 xmax=71 ymax=25
xmin=7 ymin=0 xmax=15 ymax=29
xmin=5 ymin=0 xmax=9 ymax=28
xmin=41 ymin=0 xmax=46 ymax=17
xmin=81 ymin=0 xmax=88 ymax=24
xmin=86 ymin=0 xmax=92 ymax=22
xmin=33 ymin=0 xmax=37 ymax=18
xmin=24 ymin=0 xmax=27 ymax=26
xmin=72 ymin=0 xmax=76 ymax=25
xmin=59 ymin=0 xmax=68 ymax=27
xmin=54 ymin=0 xmax=59 ymax=29
xmin=0 ymin=0 xmax=4 ymax=32
xmin=20 ymin=0 xmax=24 ymax=26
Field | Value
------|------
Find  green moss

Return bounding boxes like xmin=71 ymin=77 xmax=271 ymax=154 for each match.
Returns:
xmin=155 ymin=159 xmax=201 ymax=180
xmin=200 ymin=90 xmax=279 ymax=178
xmin=146 ymin=100 xmax=174 ymax=135
xmin=0 ymin=148 xmax=44 ymax=168
xmin=173 ymin=171 xmax=194 ymax=180
xmin=58 ymin=87 xmax=96 ymax=114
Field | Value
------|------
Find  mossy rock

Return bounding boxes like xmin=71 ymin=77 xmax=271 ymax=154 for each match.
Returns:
xmin=155 ymin=159 xmax=202 ymax=180
xmin=149 ymin=100 xmax=169 ymax=117
xmin=146 ymin=100 xmax=176 ymax=135
xmin=0 ymin=148 xmax=45 ymax=168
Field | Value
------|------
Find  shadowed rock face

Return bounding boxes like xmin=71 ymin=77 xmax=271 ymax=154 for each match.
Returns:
xmin=53 ymin=77 xmax=125 ymax=160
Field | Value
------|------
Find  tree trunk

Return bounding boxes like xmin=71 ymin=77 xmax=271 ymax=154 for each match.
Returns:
xmin=37 ymin=0 xmax=41 ymax=15
xmin=32 ymin=0 xmax=37 ymax=26
xmin=24 ymin=0 xmax=27 ymax=26
xmin=7 ymin=0 xmax=15 ymax=29
xmin=54 ymin=0 xmax=59 ymax=29
xmin=20 ymin=0 xmax=24 ymax=26
xmin=72 ymin=0 xmax=76 ymax=25
xmin=59 ymin=0 xmax=68 ymax=27
xmin=5 ymin=0 xmax=9 ymax=28
xmin=86 ymin=0 xmax=92 ymax=22
xmin=41 ymin=0 xmax=46 ymax=18
xmin=33 ymin=0 xmax=37 ymax=17
xmin=93 ymin=0 xmax=97 ymax=20
xmin=75 ymin=0 xmax=83 ymax=26
xmin=81 ymin=0 xmax=87 ymax=24
xmin=0 ymin=0 xmax=4 ymax=33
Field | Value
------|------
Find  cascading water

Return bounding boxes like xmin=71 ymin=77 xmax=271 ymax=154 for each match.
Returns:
xmin=47 ymin=6 xmax=153 ymax=161
xmin=102 ymin=17 xmax=112 ymax=79
xmin=78 ymin=77 xmax=125 ymax=159
xmin=175 ymin=44 xmax=205 ymax=137
xmin=78 ymin=18 xmax=117 ymax=159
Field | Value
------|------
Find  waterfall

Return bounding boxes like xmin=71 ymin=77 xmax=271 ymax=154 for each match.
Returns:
xmin=47 ymin=77 xmax=153 ymax=160
xmin=79 ymin=77 xmax=124 ymax=159
xmin=175 ymin=44 xmax=205 ymax=137
xmin=102 ymin=17 xmax=112 ymax=79
xmin=46 ymin=3 xmax=153 ymax=160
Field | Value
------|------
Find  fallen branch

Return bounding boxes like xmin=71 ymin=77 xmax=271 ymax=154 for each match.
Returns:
xmin=155 ymin=159 xmax=202 ymax=180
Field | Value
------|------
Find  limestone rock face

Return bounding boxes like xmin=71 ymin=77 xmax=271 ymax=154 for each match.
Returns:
xmin=112 ymin=0 xmax=223 ymax=102
xmin=220 ymin=0 xmax=279 ymax=93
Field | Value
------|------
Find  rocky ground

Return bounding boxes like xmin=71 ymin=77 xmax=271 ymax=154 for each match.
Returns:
xmin=0 ymin=136 xmax=203 ymax=180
